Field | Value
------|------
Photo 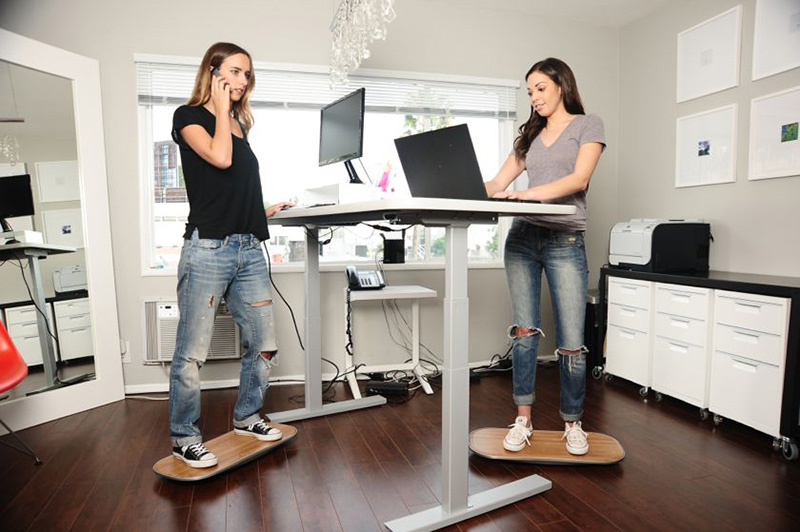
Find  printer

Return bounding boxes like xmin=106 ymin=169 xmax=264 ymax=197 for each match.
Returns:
xmin=53 ymin=264 xmax=88 ymax=293
xmin=609 ymin=219 xmax=711 ymax=273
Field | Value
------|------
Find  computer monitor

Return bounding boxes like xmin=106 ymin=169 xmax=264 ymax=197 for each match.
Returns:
xmin=319 ymin=87 xmax=366 ymax=184
xmin=0 ymin=174 xmax=35 ymax=233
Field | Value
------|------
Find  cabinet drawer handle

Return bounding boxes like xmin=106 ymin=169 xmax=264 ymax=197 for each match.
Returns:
xmin=670 ymin=293 xmax=692 ymax=303
xmin=669 ymin=317 xmax=690 ymax=329
xmin=732 ymin=330 xmax=760 ymax=344
xmin=668 ymin=342 xmax=689 ymax=354
xmin=731 ymin=357 xmax=758 ymax=373
xmin=733 ymin=301 xmax=762 ymax=314
xmin=620 ymin=307 xmax=638 ymax=317
xmin=23 ymin=334 xmax=39 ymax=340
xmin=618 ymin=329 xmax=636 ymax=340
xmin=620 ymin=285 xmax=640 ymax=294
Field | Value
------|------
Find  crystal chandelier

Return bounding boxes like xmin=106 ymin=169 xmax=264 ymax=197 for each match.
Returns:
xmin=329 ymin=0 xmax=396 ymax=86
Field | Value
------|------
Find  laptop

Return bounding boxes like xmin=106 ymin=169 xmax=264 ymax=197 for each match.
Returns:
xmin=393 ymin=124 xmax=538 ymax=203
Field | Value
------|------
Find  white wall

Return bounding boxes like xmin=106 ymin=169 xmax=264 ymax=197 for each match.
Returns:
xmin=0 ymin=0 xmax=620 ymax=391
xmin=618 ymin=0 xmax=800 ymax=277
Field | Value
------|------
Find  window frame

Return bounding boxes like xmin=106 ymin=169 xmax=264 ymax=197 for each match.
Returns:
xmin=135 ymin=54 xmax=520 ymax=277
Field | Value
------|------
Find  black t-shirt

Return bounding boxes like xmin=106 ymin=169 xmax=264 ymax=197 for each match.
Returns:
xmin=172 ymin=105 xmax=269 ymax=241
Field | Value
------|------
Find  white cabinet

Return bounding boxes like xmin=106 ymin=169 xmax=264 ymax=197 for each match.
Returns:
xmin=605 ymin=278 xmax=653 ymax=392
xmin=4 ymin=304 xmax=56 ymax=366
xmin=54 ymin=298 xmax=93 ymax=361
xmin=651 ymin=283 xmax=712 ymax=409
xmin=710 ymin=291 xmax=790 ymax=437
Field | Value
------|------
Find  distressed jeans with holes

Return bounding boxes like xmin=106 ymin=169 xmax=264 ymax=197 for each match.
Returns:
xmin=504 ymin=219 xmax=588 ymax=422
xmin=169 ymin=229 xmax=278 ymax=447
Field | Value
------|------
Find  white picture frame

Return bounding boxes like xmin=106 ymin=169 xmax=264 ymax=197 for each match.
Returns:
xmin=676 ymin=104 xmax=738 ymax=188
xmin=749 ymin=86 xmax=800 ymax=180
xmin=676 ymin=6 xmax=742 ymax=103
xmin=752 ymin=0 xmax=800 ymax=81
xmin=42 ymin=208 xmax=84 ymax=248
xmin=35 ymin=160 xmax=80 ymax=202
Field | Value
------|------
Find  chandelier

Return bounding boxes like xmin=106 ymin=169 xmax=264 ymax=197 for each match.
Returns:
xmin=329 ymin=0 xmax=396 ymax=86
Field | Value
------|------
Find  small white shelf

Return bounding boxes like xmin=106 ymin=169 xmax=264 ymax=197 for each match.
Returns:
xmin=348 ymin=285 xmax=437 ymax=302
xmin=345 ymin=285 xmax=438 ymax=398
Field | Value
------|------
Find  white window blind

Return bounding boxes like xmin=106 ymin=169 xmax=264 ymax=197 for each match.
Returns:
xmin=136 ymin=61 xmax=518 ymax=119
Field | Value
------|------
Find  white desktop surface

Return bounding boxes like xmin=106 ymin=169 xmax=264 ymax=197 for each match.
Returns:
xmin=0 ymin=242 xmax=77 ymax=255
xmin=273 ymin=196 xmax=576 ymax=224
xmin=271 ymin=197 xmax=564 ymax=531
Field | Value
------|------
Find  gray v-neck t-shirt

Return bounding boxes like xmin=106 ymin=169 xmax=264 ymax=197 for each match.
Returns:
xmin=520 ymin=113 xmax=605 ymax=231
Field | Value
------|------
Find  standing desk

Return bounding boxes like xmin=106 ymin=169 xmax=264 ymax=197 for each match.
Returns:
xmin=272 ymin=197 xmax=575 ymax=531
xmin=0 ymin=242 xmax=76 ymax=392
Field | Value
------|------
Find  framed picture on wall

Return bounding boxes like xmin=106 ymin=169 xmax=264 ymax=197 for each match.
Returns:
xmin=749 ymin=86 xmax=800 ymax=181
xmin=676 ymin=6 xmax=742 ymax=103
xmin=42 ymin=208 xmax=84 ymax=248
xmin=35 ymin=160 xmax=80 ymax=203
xmin=676 ymin=104 xmax=738 ymax=188
xmin=752 ymin=0 xmax=800 ymax=81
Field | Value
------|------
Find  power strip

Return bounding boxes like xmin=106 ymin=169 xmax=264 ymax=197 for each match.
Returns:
xmin=365 ymin=380 xmax=408 ymax=396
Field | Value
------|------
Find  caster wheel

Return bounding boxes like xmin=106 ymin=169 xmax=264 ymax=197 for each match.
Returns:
xmin=591 ymin=366 xmax=603 ymax=380
xmin=773 ymin=438 xmax=782 ymax=451
xmin=700 ymin=409 xmax=709 ymax=421
xmin=713 ymin=414 xmax=723 ymax=426
xmin=781 ymin=441 xmax=799 ymax=461
xmin=654 ymin=392 xmax=663 ymax=403
xmin=604 ymin=373 xmax=614 ymax=382
xmin=639 ymin=386 xmax=648 ymax=397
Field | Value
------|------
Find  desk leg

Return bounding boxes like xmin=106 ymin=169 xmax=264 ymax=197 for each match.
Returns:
xmin=385 ymin=225 xmax=551 ymax=532
xmin=269 ymin=227 xmax=384 ymax=423
xmin=28 ymin=256 xmax=57 ymax=388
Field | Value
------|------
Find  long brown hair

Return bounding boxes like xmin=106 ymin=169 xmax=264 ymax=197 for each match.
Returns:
xmin=187 ymin=42 xmax=256 ymax=134
xmin=513 ymin=58 xmax=585 ymax=161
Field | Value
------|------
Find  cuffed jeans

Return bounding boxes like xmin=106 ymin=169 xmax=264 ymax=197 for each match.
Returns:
xmin=169 ymin=229 xmax=278 ymax=447
xmin=504 ymin=219 xmax=588 ymax=421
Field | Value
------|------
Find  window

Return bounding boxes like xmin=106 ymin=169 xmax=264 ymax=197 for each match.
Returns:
xmin=137 ymin=57 xmax=518 ymax=273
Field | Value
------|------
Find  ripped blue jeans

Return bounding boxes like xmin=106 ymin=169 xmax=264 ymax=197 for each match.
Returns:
xmin=169 ymin=229 xmax=278 ymax=447
xmin=504 ymin=219 xmax=588 ymax=422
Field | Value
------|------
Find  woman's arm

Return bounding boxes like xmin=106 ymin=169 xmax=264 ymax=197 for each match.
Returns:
xmin=484 ymin=155 xmax=526 ymax=197
xmin=495 ymin=142 xmax=603 ymax=201
xmin=179 ymin=76 xmax=233 ymax=169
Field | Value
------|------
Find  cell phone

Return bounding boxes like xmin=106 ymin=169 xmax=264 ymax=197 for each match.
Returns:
xmin=211 ymin=67 xmax=220 ymax=77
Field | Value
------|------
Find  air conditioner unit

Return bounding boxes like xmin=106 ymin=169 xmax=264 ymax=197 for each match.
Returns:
xmin=143 ymin=300 xmax=241 ymax=364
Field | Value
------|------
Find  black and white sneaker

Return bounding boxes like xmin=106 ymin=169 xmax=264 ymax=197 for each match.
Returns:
xmin=234 ymin=419 xmax=283 ymax=442
xmin=172 ymin=442 xmax=218 ymax=468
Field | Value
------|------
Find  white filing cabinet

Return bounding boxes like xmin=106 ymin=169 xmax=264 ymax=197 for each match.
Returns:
xmin=4 ymin=304 xmax=56 ymax=367
xmin=54 ymin=298 xmax=93 ymax=361
xmin=604 ymin=277 xmax=654 ymax=395
xmin=651 ymin=283 xmax=713 ymax=411
xmin=709 ymin=290 xmax=790 ymax=438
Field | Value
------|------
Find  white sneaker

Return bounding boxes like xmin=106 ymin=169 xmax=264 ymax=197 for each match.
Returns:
xmin=503 ymin=416 xmax=533 ymax=452
xmin=563 ymin=421 xmax=589 ymax=455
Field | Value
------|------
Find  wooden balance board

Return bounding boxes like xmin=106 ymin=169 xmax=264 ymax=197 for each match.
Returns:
xmin=469 ymin=428 xmax=624 ymax=465
xmin=153 ymin=423 xmax=297 ymax=481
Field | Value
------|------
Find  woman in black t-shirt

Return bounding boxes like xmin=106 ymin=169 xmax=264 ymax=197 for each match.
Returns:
xmin=168 ymin=42 xmax=292 ymax=469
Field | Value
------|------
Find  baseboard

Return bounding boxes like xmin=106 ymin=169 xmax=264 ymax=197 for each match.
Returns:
xmin=123 ymin=372 xmax=341 ymax=396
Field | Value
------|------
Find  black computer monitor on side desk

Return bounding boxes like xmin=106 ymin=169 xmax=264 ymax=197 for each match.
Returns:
xmin=319 ymin=87 xmax=366 ymax=184
xmin=0 ymin=174 xmax=35 ymax=235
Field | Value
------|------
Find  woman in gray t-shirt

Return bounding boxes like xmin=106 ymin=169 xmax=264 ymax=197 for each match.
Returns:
xmin=485 ymin=58 xmax=606 ymax=456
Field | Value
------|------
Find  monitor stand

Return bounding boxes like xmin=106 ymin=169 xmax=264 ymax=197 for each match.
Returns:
xmin=344 ymin=160 xmax=364 ymax=184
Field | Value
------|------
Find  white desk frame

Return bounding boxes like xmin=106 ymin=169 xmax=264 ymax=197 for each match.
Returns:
xmin=272 ymin=198 xmax=574 ymax=531
xmin=0 ymin=242 xmax=76 ymax=391
xmin=346 ymin=285 xmax=438 ymax=398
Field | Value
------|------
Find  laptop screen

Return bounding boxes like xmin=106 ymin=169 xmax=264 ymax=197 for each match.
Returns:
xmin=394 ymin=124 xmax=490 ymax=201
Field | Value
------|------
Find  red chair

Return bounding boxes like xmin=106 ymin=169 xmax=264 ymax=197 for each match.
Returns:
xmin=0 ymin=321 xmax=42 ymax=465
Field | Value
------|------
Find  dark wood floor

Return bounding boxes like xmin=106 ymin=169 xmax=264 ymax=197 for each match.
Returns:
xmin=2 ymin=366 xmax=799 ymax=532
